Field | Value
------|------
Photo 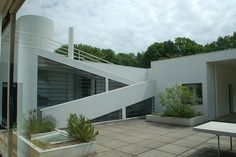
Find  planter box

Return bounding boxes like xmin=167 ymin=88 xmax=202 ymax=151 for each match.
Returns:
xmin=14 ymin=132 xmax=96 ymax=157
xmin=146 ymin=114 xmax=206 ymax=126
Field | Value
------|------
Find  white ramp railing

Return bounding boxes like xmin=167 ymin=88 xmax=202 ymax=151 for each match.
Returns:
xmin=2 ymin=30 xmax=148 ymax=82
xmin=40 ymin=80 xmax=156 ymax=128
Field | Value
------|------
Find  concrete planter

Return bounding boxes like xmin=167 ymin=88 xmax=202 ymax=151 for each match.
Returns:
xmin=14 ymin=132 xmax=96 ymax=157
xmin=146 ymin=114 xmax=206 ymax=126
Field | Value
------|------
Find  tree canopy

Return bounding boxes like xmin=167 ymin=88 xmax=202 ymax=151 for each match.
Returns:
xmin=56 ymin=32 xmax=236 ymax=68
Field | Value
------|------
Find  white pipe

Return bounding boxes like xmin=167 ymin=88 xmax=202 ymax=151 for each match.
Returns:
xmin=68 ymin=27 xmax=74 ymax=59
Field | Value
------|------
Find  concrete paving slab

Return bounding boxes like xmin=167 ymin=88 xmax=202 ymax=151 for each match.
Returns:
xmin=95 ymin=144 xmax=110 ymax=154
xmin=157 ymin=144 xmax=190 ymax=155
xmin=94 ymin=150 xmax=132 ymax=157
xmin=117 ymin=144 xmax=151 ymax=155
xmin=173 ymin=139 xmax=203 ymax=148
xmin=137 ymin=139 xmax=167 ymax=149
xmin=137 ymin=149 xmax=175 ymax=157
xmin=94 ymin=119 xmax=236 ymax=157
xmin=119 ymin=136 xmax=147 ymax=144
xmin=100 ymin=139 xmax=129 ymax=149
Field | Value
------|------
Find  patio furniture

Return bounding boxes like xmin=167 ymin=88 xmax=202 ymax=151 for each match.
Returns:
xmin=193 ymin=121 xmax=236 ymax=157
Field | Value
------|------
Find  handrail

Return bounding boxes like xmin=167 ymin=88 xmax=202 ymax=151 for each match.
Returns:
xmin=2 ymin=30 xmax=148 ymax=81
xmin=14 ymin=31 xmax=112 ymax=64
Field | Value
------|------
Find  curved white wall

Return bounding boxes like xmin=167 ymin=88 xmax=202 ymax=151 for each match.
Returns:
xmin=16 ymin=15 xmax=54 ymax=36
xmin=15 ymin=15 xmax=54 ymax=119
xmin=16 ymin=15 xmax=54 ymax=51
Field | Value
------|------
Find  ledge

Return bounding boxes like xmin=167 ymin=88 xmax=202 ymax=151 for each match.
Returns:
xmin=146 ymin=114 xmax=207 ymax=126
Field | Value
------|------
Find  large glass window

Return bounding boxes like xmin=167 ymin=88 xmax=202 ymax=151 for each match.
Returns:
xmin=182 ymin=83 xmax=203 ymax=105
xmin=38 ymin=57 xmax=106 ymax=108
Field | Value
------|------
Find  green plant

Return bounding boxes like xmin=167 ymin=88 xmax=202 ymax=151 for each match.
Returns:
xmin=66 ymin=114 xmax=98 ymax=143
xmin=32 ymin=139 xmax=53 ymax=150
xmin=24 ymin=110 xmax=56 ymax=139
xmin=159 ymin=85 xmax=195 ymax=118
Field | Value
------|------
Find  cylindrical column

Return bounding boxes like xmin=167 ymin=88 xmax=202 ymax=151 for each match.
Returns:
xmin=68 ymin=27 xmax=74 ymax=59
xmin=105 ymin=77 xmax=109 ymax=92
xmin=122 ymin=108 xmax=126 ymax=119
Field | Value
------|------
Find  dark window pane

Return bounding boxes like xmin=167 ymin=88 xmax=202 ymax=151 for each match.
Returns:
xmin=182 ymin=83 xmax=203 ymax=105
xmin=126 ymin=97 xmax=154 ymax=118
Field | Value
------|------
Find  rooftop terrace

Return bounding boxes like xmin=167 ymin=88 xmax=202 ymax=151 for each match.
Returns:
xmin=93 ymin=119 xmax=236 ymax=157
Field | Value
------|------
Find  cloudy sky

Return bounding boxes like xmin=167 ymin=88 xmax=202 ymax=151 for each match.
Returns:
xmin=18 ymin=0 xmax=236 ymax=54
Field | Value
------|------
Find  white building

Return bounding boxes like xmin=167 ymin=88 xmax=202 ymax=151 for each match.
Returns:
xmin=151 ymin=49 xmax=236 ymax=121
xmin=0 ymin=15 xmax=236 ymax=128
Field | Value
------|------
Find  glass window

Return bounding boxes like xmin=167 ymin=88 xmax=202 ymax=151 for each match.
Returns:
xmin=182 ymin=83 xmax=203 ymax=105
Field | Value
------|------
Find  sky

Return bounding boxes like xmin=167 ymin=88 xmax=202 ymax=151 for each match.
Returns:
xmin=18 ymin=0 xmax=236 ymax=54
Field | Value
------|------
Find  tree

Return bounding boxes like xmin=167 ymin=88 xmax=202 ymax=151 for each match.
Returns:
xmin=116 ymin=53 xmax=138 ymax=66
xmin=136 ymin=52 xmax=144 ymax=67
xmin=142 ymin=40 xmax=179 ymax=68
xmin=101 ymin=49 xmax=117 ymax=63
xmin=204 ymin=32 xmax=236 ymax=52
xmin=55 ymin=32 xmax=236 ymax=68
xmin=175 ymin=37 xmax=204 ymax=56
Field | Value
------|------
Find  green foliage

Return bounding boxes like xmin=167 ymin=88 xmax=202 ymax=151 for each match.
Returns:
xmin=55 ymin=32 xmax=236 ymax=68
xmin=142 ymin=33 xmax=236 ymax=67
xmin=31 ymin=139 xmax=53 ymax=150
xmin=159 ymin=85 xmax=195 ymax=118
xmin=143 ymin=40 xmax=179 ymax=67
xmin=175 ymin=37 xmax=204 ymax=56
xmin=24 ymin=110 xmax=56 ymax=139
xmin=66 ymin=114 xmax=98 ymax=143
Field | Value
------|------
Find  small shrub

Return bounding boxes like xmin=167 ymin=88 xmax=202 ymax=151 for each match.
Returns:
xmin=24 ymin=110 xmax=56 ymax=139
xmin=40 ymin=115 xmax=57 ymax=132
xmin=160 ymin=85 xmax=195 ymax=118
xmin=66 ymin=114 xmax=98 ymax=143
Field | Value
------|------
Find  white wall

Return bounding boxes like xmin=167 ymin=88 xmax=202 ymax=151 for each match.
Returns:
xmin=150 ymin=56 xmax=208 ymax=115
xmin=14 ymin=15 xmax=152 ymax=126
xmin=15 ymin=15 xmax=54 ymax=115
xmin=206 ymin=63 xmax=217 ymax=120
xmin=87 ymin=62 xmax=148 ymax=83
xmin=41 ymin=80 xmax=156 ymax=128
xmin=215 ymin=65 xmax=236 ymax=117
xmin=150 ymin=49 xmax=236 ymax=120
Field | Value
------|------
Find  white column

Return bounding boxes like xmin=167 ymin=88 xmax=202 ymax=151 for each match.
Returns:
xmin=68 ymin=27 xmax=74 ymax=59
xmin=105 ymin=77 xmax=109 ymax=92
xmin=122 ymin=108 xmax=126 ymax=119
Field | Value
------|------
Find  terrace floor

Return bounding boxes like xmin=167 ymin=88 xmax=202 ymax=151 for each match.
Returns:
xmin=93 ymin=119 xmax=236 ymax=157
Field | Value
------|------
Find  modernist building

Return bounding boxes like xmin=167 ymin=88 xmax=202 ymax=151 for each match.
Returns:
xmin=0 ymin=15 xmax=236 ymax=129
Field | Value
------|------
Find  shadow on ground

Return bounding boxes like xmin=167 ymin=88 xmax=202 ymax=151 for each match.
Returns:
xmin=187 ymin=148 xmax=236 ymax=157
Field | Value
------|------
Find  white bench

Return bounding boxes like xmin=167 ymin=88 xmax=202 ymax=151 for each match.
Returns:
xmin=193 ymin=121 xmax=236 ymax=157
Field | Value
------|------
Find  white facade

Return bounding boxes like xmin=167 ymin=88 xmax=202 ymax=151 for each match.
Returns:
xmin=1 ymin=15 xmax=236 ymax=128
xmin=0 ymin=15 xmax=156 ymax=128
xmin=15 ymin=15 xmax=54 ymax=114
xmin=150 ymin=50 xmax=236 ymax=120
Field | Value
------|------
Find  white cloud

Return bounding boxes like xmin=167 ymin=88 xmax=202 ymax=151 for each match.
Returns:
xmin=17 ymin=0 xmax=236 ymax=54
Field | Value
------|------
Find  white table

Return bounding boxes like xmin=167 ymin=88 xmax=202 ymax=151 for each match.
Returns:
xmin=193 ymin=121 xmax=236 ymax=157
